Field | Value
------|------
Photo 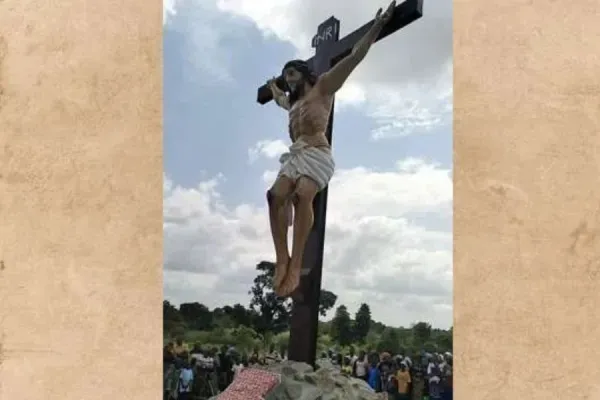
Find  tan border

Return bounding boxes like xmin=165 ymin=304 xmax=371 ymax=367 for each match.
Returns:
xmin=2 ymin=0 xmax=600 ymax=398
xmin=0 ymin=0 xmax=162 ymax=398
xmin=454 ymin=0 xmax=600 ymax=399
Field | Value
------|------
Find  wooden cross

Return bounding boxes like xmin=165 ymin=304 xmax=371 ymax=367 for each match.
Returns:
xmin=255 ymin=0 xmax=424 ymax=368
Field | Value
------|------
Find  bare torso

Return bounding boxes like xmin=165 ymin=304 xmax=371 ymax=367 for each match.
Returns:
xmin=288 ymin=88 xmax=333 ymax=148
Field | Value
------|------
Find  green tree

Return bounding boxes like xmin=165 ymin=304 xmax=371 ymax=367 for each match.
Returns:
xmin=412 ymin=321 xmax=432 ymax=347
xmin=433 ymin=328 xmax=452 ymax=352
xmin=231 ymin=325 xmax=259 ymax=353
xmin=318 ymin=321 xmax=332 ymax=337
xmin=330 ymin=305 xmax=353 ymax=346
xmin=179 ymin=302 xmax=213 ymax=331
xmin=249 ymin=261 xmax=339 ymax=335
xmin=377 ymin=327 xmax=401 ymax=354
xmin=423 ymin=341 xmax=438 ymax=353
xmin=365 ymin=330 xmax=380 ymax=352
xmin=249 ymin=261 xmax=291 ymax=335
xmin=370 ymin=320 xmax=387 ymax=335
xmin=353 ymin=303 xmax=372 ymax=343
xmin=230 ymin=303 xmax=254 ymax=327
xmin=273 ymin=332 xmax=290 ymax=357
xmin=319 ymin=290 xmax=338 ymax=316
xmin=163 ymin=300 xmax=186 ymax=335
xmin=317 ymin=334 xmax=334 ymax=354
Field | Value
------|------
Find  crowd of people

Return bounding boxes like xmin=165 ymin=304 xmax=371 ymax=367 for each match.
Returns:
xmin=163 ymin=338 xmax=453 ymax=400
xmin=163 ymin=339 xmax=277 ymax=400
xmin=334 ymin=348 xmax=453 ymax=400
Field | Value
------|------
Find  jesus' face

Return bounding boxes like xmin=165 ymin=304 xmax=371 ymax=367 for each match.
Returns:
xmin=283 ymin=67 xmax=304 ymax=93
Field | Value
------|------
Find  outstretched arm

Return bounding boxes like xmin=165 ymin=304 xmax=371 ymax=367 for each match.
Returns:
xmin=268 ymin=78 xmax=291 ymax=110
xmin=317 ymin=1 xmax=396 ymax=96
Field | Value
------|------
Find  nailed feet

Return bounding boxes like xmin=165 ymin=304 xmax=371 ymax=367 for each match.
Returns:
xmin=273 ymin=258 xmax=290 ymax=292
xmin=277 ymin=259 xmax=302 ymax=298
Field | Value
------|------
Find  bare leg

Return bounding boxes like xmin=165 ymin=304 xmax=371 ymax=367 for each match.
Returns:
xmin=267 ymin=176 xmax=295 ymax=291
xmin=278 ymin=176 xmax=319 ymax=297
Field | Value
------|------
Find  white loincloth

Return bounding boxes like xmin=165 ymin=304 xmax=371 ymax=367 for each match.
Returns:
xmin=277 ymin=138 xmax=335 ymax=191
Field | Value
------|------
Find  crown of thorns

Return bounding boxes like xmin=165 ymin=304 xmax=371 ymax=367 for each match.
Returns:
xmin=282 ymin=59 xmax=314 ymax=77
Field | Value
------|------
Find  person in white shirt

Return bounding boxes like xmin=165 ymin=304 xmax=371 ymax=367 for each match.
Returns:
xmin=178 ymin=362 xmax=194 ymax=400
xmin=193 ymin=353 xmax=214 ymax=370
xmin=232 ymin=361 xmax=245 ymax=380
xmin=353 ymin=350 xmax=368 ymax=381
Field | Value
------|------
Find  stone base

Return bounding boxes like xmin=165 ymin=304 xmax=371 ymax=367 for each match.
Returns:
xmin=212 ymin=359 xmax=381 ymax=400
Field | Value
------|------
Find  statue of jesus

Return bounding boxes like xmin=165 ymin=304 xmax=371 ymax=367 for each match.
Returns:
xmin=266 ymin=1 xmax=396 ymax=298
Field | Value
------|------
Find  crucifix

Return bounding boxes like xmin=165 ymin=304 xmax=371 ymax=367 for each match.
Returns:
xmin=256 ymin=0 xmax=423 ymax=367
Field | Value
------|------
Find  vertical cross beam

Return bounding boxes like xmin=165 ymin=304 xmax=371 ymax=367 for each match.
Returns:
xmin=286 ymin=16 xmax=340 ymax=368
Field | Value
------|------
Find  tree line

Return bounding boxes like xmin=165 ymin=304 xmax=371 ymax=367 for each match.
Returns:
xmin=164 ymin=261 xmax=452 ymax=355
xmin=164 ymin=261 xmax=337 ymax=336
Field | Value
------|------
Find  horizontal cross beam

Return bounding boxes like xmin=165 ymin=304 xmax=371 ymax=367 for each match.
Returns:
xmin=256 ymin=0 xmax=423 ymax=104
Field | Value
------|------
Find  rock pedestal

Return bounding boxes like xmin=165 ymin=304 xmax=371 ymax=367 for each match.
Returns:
xmin=211 ymin=359 xmax=381 ymax=400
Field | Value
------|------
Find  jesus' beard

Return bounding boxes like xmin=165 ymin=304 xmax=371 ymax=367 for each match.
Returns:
xmin=288 ymin=77 xmax=308 ymax=105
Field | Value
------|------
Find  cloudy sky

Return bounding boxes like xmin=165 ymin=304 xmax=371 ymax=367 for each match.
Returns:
xmin=163 ymin=0 xmax=453 ymax=329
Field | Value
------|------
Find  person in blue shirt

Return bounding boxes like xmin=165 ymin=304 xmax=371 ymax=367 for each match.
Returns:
xmin=367 ymin=360 xmax=382 ymax=392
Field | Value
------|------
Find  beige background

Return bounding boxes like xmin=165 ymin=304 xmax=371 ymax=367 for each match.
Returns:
xmin=0 ymin=0 xmax=163 ymax=399
xmin=454 ymin=0 xmax=600 ymax=399
xmin=0 ymin=0 xmax=599 ymax=399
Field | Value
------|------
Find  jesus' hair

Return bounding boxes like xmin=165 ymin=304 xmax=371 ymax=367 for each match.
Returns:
xmin=282 ymin=59 xmax=318 ymax=106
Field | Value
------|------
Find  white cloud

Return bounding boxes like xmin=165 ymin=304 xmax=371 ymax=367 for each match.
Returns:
xmin=214 ymin=0 xmax=453 ymax=139
xmin=164 ymin=158 xmax=452 ymax=328
xmin=248 ymin=139 xmax=290 ymax=164
xmin=165 ymin=0 xmax=452 ymax=137
xmin=164 ymin=0 xmax=245 ymax=84
xmin=163 ymin=0 xmax=177 ymax=24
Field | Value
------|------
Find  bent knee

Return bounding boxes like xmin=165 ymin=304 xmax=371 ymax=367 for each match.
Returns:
xmin=293 ymin=180 xmax=319 ymax=203
xmin=293 ymin=191 xmax=313 ymax=204
xmin=267 ymin=187 xmax=290 ymax=206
